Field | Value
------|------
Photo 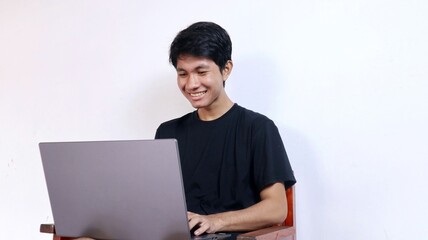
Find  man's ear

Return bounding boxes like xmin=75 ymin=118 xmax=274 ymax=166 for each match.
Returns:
xmin=222 ymin=60 xmax=233 ymax=80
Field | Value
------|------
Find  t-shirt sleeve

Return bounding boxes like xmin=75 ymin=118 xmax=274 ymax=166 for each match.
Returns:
xmin=155 ymin=122 xmax=175 ymax=139
xmin=251 ymin=118 xmax=296 ymax=191
xmin=154 ymin=125 xmax=162 ymax=139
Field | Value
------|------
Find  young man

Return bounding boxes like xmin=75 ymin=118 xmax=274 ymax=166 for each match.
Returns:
xmin=155 ymin=22 xmax=296 ymax=239
xmin=73 ymin=22 xmax=295 ymax=240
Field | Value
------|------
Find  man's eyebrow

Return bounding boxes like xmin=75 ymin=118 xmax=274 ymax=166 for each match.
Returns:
xmin=177 ymin=64 xmax=210 ymax=72
xmin=194 ymin=66 xmax=210 ymax=72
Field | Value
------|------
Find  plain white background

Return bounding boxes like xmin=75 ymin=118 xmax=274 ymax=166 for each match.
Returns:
xmin=1 ymin=0 xmax=427 ymax=239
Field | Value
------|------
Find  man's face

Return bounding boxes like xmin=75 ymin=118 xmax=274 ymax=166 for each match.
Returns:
xmin=176 ymin=55 xmax=231 ymax=110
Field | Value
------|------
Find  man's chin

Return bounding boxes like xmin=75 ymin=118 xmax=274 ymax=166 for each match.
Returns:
xmin=189 ymin=101 xmax=205 ymax=109
xmin=191 ymin=105 xmax=203 ymax=109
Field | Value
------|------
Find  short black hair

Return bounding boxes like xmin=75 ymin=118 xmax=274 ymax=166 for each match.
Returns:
xmin=169 ymin=21 xmax=232 ymax=71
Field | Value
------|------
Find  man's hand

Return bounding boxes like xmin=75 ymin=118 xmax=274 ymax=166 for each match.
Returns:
xmin=188 ymin=211 xmax=224 ymax=236
xmin=187 ymin=182 xmax=287 ymax=236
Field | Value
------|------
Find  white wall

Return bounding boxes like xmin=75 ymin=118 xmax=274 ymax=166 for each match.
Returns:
xmin=1 ymin=1 xmax=427 ymax=239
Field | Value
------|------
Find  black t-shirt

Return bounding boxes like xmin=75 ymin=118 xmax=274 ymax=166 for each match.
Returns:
xmin=155 ymin=104 xmax=296 ymax=215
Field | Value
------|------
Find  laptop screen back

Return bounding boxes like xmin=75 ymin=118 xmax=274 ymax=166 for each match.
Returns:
xmin=40 ymin=139 xmax=191 ymax=240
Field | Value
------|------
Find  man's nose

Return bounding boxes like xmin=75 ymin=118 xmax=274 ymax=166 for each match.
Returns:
xmin=186 ymin=74 xmax=200 ymax=89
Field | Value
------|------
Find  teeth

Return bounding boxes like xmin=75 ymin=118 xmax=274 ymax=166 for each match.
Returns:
xmin=190 ymin=91 xmax=206 ymax=97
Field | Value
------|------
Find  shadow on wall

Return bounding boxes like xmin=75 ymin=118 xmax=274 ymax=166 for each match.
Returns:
xmin=130 ymin=73 xmax=193 ymax=137
xmin=228 ymin=54 xmax=283 ymax=116
xmin=278 ymin=125 xmax=323 ymax=238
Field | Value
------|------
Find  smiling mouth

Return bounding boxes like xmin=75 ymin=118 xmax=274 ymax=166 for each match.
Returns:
xmin=189 ymin=91 xmax=207 ymax=97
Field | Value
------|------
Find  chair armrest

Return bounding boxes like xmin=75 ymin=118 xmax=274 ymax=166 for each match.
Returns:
xmin=40 ymin=224 xmax=56 ymax=234
xmin=237 ymin=225 xmax=296 ymax=240
xmin=40 ymin=224 xmax=75 ymax=240
xmin=41 ymin=224 xmax=296 ymax=240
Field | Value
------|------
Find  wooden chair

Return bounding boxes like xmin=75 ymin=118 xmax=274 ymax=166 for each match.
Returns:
xmin=40 ymin=187 xmax=296 ymax=240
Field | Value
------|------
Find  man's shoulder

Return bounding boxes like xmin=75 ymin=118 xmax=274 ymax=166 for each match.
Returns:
xmin=157 ymin=112 xmax=193 ymax=131
xmin=235 ymin=104 xmax=273 ymax=125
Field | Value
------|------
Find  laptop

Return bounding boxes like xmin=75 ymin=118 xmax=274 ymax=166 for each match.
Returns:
xmin=40 ymin=139 xmax=230 ymax=240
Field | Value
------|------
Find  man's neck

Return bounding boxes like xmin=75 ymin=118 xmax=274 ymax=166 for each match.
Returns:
xmin=197 ymin=98 xmax=234 ymax=121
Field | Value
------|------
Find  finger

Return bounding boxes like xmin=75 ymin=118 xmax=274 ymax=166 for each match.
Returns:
xmin=188 ymin=216 xmax=202 ymax=231
xmin=193 ymin=222 xmax=210 ymax=236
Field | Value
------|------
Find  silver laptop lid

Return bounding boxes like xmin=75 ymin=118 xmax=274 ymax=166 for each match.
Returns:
xmin=40 ymin=139 xmax=191 ymax=240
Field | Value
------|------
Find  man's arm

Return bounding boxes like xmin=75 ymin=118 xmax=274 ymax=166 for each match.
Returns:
xmin=73 ymin=183 xmax=287 ymax=239
xmin=188 ymin=182 xmax=287 ymax=236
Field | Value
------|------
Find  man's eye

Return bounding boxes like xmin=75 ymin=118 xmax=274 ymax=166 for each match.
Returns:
xmin=178 ymin=73 xmax=188 ymax=77
xmin=198 ymin=71 xmax=207 ymax=75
